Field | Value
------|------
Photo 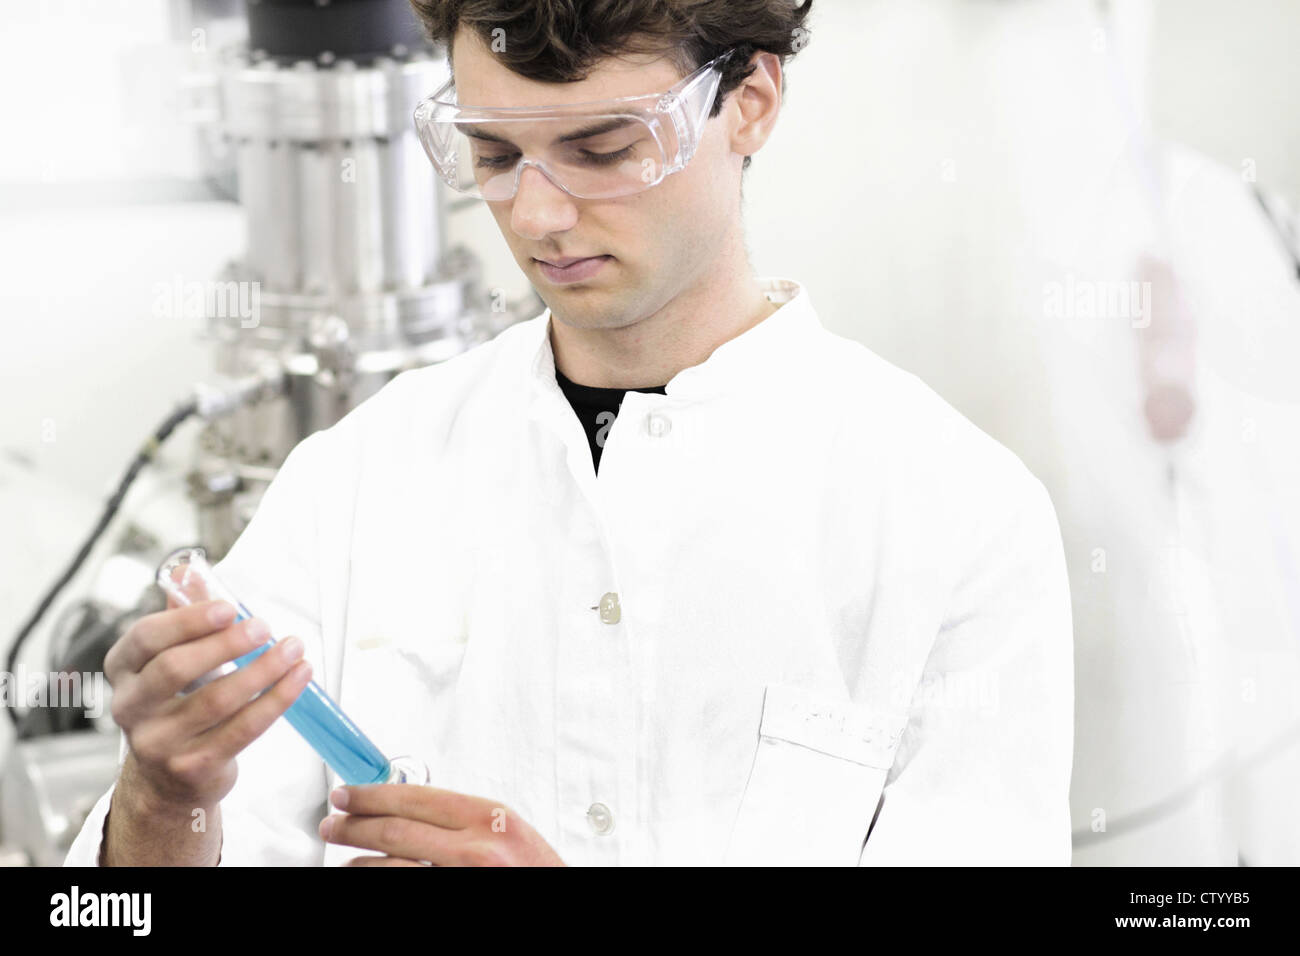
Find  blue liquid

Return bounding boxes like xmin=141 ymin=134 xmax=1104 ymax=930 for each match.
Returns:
xmin=232 ymin=608 xmax=390 ymax=785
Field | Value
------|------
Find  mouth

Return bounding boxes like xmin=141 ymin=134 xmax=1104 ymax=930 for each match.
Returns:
xmin=533 ymin=254 xmax=613 ymax=285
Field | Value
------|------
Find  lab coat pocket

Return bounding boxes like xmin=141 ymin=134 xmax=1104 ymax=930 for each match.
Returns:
xmin=352 ymin=628 xmax=468 ymax=701
xmin=342 ymin=614 xmax=469 ymax=765
xmin=723 ymin=683 xmax=905 ymax=866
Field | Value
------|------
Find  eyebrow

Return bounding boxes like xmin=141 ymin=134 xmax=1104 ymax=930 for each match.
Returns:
xmin=461 ymin=116 xmax=638 ymax=146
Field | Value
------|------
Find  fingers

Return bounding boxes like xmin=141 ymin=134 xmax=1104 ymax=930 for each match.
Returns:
xmin=133 ymin=617 xmax=272 ymax=706
xmin=164 ymin=634 xmax=307 ymax=738
xmin=107 ymin=601 xmax=240 ymax=677
xmin=343 ymin=856 xmax=430 ymax=867
xmin=122 ymin=640 xmax=310 ymax=772
xmin=187 ymin=656 xmax=313 ymax=765
xmin=320 ymin=813 xmax=457 ymax=863
xmin=330 ymin=784 xmax=478 ymax=830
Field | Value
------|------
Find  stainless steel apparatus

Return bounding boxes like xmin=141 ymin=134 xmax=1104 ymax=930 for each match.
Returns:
xmin=193 ymin=0 xmax=531 ymax=557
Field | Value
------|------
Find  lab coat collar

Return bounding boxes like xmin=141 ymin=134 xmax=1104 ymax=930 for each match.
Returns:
xmin=522 ymin=276 xmax=821 ymax=407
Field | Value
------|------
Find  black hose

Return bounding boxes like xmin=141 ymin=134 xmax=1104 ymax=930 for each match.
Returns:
xmin=4 ymin=400 xmax=199 ymax=727
xmin=1251 ymin=183 xmax=1300 ymax=281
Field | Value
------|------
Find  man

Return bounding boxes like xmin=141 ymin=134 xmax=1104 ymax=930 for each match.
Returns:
xmin=66 ymin=0 xmax=1073 ymax=866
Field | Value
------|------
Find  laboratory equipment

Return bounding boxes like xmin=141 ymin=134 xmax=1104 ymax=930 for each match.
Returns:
xmin=3 ymin=0 xmax=536 ymax=858
xmin=156 ymin=546 xmax=429 ymax=787
xmin=182 ymin=0 xmax=542 ymax=560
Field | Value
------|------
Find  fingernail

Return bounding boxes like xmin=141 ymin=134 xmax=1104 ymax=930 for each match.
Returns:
xmin=319 ymin=816 xmax=334 ymax=840
xmin=245 ymin=618 xmax=270 ymax=644
xmin=281 ymin=636 xmax=304 ymax=662
xmin=209 ymin=602 xmax=236 ymax=627
xmin=330 ymin=788 xmax=349 ymax=810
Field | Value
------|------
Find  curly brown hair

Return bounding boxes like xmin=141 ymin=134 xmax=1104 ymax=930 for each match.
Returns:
xmin=408 ymin=0 xmax=814 ymax=171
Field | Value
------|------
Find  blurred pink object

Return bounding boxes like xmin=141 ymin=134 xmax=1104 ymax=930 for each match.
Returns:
xmin=1136 ymin=253 xmax=1198 ymax=442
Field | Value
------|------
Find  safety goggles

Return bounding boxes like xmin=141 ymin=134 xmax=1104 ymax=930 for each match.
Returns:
xmin=413 ymin=49 xmax=739 ymax=201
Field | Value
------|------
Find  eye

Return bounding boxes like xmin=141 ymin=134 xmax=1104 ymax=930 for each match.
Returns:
xmin=474 ymin=151 xmax=520 ymax=170
xmin=578 ymin=145 xmax=635 ymax=167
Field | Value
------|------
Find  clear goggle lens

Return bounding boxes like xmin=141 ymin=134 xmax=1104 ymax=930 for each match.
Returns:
xmin=424 ymin=112 xmax=678 ymax=201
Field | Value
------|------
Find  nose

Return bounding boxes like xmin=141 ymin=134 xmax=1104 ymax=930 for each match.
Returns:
xmin=509 ymin=163 xmax=579 ymax=241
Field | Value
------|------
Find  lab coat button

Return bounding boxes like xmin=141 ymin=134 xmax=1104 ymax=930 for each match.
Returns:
xmin=645 ymin=413 xmax=671 ymax=437
xmin=586 ymin=802 xmax=615 ymax=836
xmin=596 ymin=592 xmax=621 ymax=624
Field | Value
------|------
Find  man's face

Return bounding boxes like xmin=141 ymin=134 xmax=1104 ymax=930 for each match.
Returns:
xmin=450 ymin=27 xmax=741 ymax=333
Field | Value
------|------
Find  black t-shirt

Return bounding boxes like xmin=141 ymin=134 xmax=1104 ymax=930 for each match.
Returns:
xmin=555 ymin=366 xmax=668 ymax=474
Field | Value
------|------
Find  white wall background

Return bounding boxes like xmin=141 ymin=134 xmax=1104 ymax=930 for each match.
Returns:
xmin=1149 ymin=0 xmax=1300 ymax=203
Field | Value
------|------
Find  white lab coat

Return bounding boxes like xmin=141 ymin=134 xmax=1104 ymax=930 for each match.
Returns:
xmin=65 ymin=277 xmax=1074 ymax=866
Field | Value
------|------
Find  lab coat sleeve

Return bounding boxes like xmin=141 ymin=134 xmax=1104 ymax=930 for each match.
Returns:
xmin=859 ymin=471 xmax=1075 ymax=866
xmin=63 ymin=430 xmax=335 ymax=866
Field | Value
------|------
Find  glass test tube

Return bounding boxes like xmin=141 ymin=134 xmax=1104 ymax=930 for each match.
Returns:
xmin=156 ymin=547 xmax=428 ymax=786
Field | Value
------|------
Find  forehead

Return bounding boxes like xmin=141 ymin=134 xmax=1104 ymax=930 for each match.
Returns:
xmin=450 ymin=25 xmax=687 ymax=109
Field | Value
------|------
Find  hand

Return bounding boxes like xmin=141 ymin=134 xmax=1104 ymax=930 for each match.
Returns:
xmin=319 ymin=785 xmax=567 ymax=866
xmin=105 ymin=597 xmax=314 ymax=811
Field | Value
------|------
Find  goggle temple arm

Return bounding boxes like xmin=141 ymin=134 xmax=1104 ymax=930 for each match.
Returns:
xmin=665 ymin=49 xmax=740 ymax=173
xmin=413 ymin=92 xmax=458 ymax=182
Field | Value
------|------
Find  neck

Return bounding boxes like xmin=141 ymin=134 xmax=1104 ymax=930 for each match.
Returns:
xmin=549 ymin=232 xmax=778 ymax=390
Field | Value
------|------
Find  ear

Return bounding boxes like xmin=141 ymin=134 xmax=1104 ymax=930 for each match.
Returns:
xmin=728 ymin=52 xmax=784 ymax=165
